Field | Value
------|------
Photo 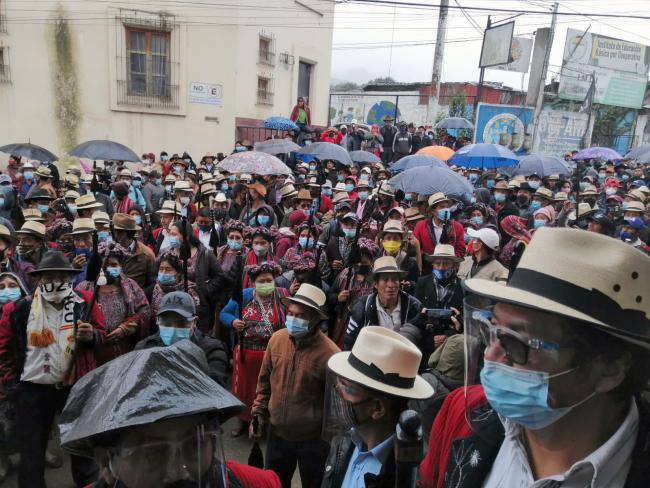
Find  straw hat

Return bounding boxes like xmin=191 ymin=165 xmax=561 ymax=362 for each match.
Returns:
xmin=372 ymin=256 xmax=408 ymax=277
xmin=626 ymin=189 xmax=647 ymax=203
xmin=332 ymin=192 xmax=352 ymax=205
xmin=68 ymin=218 xmax=96 ymax=236
xmin=405 ymin=207 xmax=424 ymax=222
xmin=23 ymin=208 xmax=45 ymax=222
xmin=553 ymin=191 xmax=568 ymax=202
xmin=119 ymin=169 xmax=132 ymax=178
xmin=378 ymin=185 xmax=394 ymax=197
xmin=280 ymin=283 xmax=328 ymax=320
xmin=296 ymin=189 xmax=312 ymax=201
xmin=215 ymin=193 xmax=227 ymax=203
xmin=327 ymin=327 xmax=434 ymax=399
xmin=0 ymin=224 xmax=17 ymax=245
xmin=424 ymin=243 xmax=463 ymax=263
xmin=307 ymin=177 xmax=320 ymax=188
xmin=156 ymin=200 xmax=182 ymax=216
xmin=174 ymin=180 xmax=193 ymax=192
xmin=534 ymin=187 xmax=553 ymax=200
xmin=164 ymin=175 xmax=177 ymax=184
xmin=247 ymin=182 xmax=266 ymax=197
xmin=65 ymin=190 xmax=81 ymax=200
xmin=624 ymin=201 xmax=646 ymax=213
xmin=199 ymin=183 xmax=216 ymax=196
xmin=428 ymin=192 xmax=450 ymax=207
xmin=280 ymin=184 xmax=298 ymax=200
xmin=464 ymin=227 xmax=650 ymax=349
xmin=16 ymin=221 xmax=46 ymax=239
xmin=112 ymin=213 xmax=141 ymax=231
xmin=75 ymin=194 xmax=103 ymax=211
xmin=35 ymin=166 xmax=53 ymax=179
xmin=568 ymin=202 xmax=597 ymax=221
xmin=379 ymin=221 xmax=404 ymax=238
xmin=581 ymin=186 xmax=598 ymax=197
xmin=92 ymin=211 xmax=110 ymax=225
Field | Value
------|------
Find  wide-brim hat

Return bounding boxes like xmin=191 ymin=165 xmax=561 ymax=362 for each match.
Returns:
xmin=404 ymin=207 xmax=424 ymax=222
xmin=112 ymin=213 xmax=141 ymax=231
xmin=75 ymin=194 xmax=103 ymax=210
xmin=156 ymin=200 xmax=182 ymax=216
xmin=424 ymin=243 xmax=463 ymax=263
xmin=296 ymin=189 xmax=312 ymax=201
xmin=464 ymin=227 xmax=650 ymax=349
xmin=624 ymin=201 xmax=645 ymax=213
xmin=247 ymin=182 xmax=267 ymax=197
xmin=428 ymin=192 xmax=450 ymax=207
xmin=379 ymin=221 xmax=405 ymax=238
xmin=23 ymin=208 xmax=45 ymax=222
xmin=29 ymin=250 xmax=82 ymax=275
xmin=35 ymin=167 xmax=53 ymax=178
xmin=328 ymin=327 xmax=433 ymax=399
xmin=372 ymin=256 xmax=407 ymax=278
xmin=383 ymin=115 xmax=395 ymax=122
xmin=280 ymin=184 xmax=298 ymax=199
xmin=16 ymin=220 xmax=46 ymax=239
xmin=68 ymin=218 xmax=96 ymax=236
xmin=281 ymin=283 xmax=328 ymax=320
xmin=92 ymin=211 xmax=110 ymax=225
xmin=24 ymin=189 xmax=54 ymax=202
xmin=0 ymin=224 xmax=17 ymax=245
xmin=534 ymin=187 xmax=553 ymax=200
xmin=553 ymin=191 xmax=568 ymax=202
xmin=568 ymin=202 xmax=597 ymax=221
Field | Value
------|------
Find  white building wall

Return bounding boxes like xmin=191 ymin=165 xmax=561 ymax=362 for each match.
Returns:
xmin=0 ymin=0 xmax=333 ymax=160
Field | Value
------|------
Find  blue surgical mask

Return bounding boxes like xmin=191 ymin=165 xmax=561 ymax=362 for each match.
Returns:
xmin=298 ymin=236 xmax=312 ymax=248
xmin=227 ymin=239 xmax=242 ymax=251
xmin=480 ymin=359 xmax=596 ymax=430
xmin=229 ymin=175 xmax=237 ymax=182
xmin=98 ymin=230 xmax=111 ymax=243
xmin=404 ymin=193 xmax=412 ymax=202
xmin=624 ymin=216 xmax=643 ymax=228
xmin=221 ymin=183 xmax=229 ymax=191
xmin=579 ymin=181 xmax=589 ymax=191
xmin=161 ymin=155 xmax=170 ymax=161
xmin=337 ymin=175 xmax=345 ymax=182
xmin=257 ymin=215 xmax=270 ymax=226
xmin=235 ymin=146 xmax=247 ymax=153
xmin=68 ymin=204 xmax=77 ymax=214
xmin=598 ymin=172 xmax=606 ymax=180
xmin=309 ymin=164 xmax=317 ymax=171
xmin=345 ymin=183 xmax=354 ymax=192
xmin=528 ymin=180 xmax=540 ymax=190
xmin=323 ymin=188 xmax=332 ymax=197
xmin=470 ymin=216 xmax=483 ymax=226
xmin=486 ymin=179 xmax=496 ymax=189
xmin=134 ymin=216 xmax=142 ymax=225
xmin=437 ymin=208 xmax=451 ymax=220
xmin=358 ymin=191 xmax=369 ymax=200
xmin=106 ymin=266 xmax=122 ymax=278
xmin=168 ymin=237 xmax=181 ymax=249
xmin=158 ymin=272 xmax=176 ymax=285
xmin=530 ymin=200 xmax=542 ymax=211
xmin=622 ymin=174 xmax=630 ymax=181
xmin=494 ymin=192 xmax=506 ymax=203
xmin=533 ymin=219 xmax=547 ymax=229
xmin=622 ymin=202 xmax=629 ymax=210
xmin=0 ymin=287 xmax=22 ymax=304
xmin=158 ymin=325 xmax=191 ymax=346
xmin=469 ymin=174 xmax=479 ymax=183
xmin=253 ymin=244 xmax=268 ymax=256
xmin=156 ymin=178 xmax=163 ymax=185
xmin=24 ymin=171 xmax=34 ymax=180
xmin=38 ymin=204 xmax=49 ymax=214
xmin=343 ymin=228 xmax=356 ymax=238
xmin=285 ymin=315 xmax=311 ymax=338
xmin=173 ymin=166 xmax=182 ymax=175
xmin=433 ymin=268 xmax=454 ymax=281
xmin=133 ymin=180 xmax=142 ymax=188
xmin=464 ymin=233 xmax=472 ymax=243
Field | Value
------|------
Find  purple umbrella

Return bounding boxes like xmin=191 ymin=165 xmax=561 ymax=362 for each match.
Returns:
xmin=572 ymin=147 xmax=622 ymax=161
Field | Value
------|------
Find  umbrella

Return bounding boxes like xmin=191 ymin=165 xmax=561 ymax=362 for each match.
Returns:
xmin=300 ymin=142 xmax=353 ymax=166
xmin=448 ymin=143 xmax=518 ymax=169
xmin=350 ymin=150 xmax=381 ymax=165
xmin=388 ymin=165 xmax=474 ymax=199
xmin=263 ymin=116 xmax=298 ymax=132
xmin=511 ymin=155 xmax=571 ymax=177
xmin=434 ymin=117 xmax=474 ymax=130
xmin=572 ymin=147 xmax=622 ymax=161
xmin=69 ymin=140 xmax=140 ymax=162
xmin=0 ymin=142 xmax=58 ymax=162
xmin=254 ymin=139 xmax=301 ymax=155
xmin=623 ymin=144 xmax=650 ymax=161
xmin=217 ymin=151 xmax=292 ymax=176
xmin=416 ymin=145 xmax=455 ymax=161
xmin=390 ymin=155 xmax=448 ymax=173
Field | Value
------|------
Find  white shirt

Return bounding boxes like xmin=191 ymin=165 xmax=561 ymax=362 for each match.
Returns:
xmin=482 ymin=400 xmax=639 ymax=488
xmin=198 ymin=229 xmax=212 ymax=250
xmin=375 ymin=297 xmax=401 ymax=331
xmin=432 ymin=220 xmax=443 ymax=244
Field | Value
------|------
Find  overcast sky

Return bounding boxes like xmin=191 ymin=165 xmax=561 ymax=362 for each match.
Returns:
xmin=330 ymin=0 xmax=650 ymax=89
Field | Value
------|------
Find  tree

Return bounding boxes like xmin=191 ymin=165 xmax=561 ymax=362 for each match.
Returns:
xmin=331 ymin=81 xmax=360 ymax=92
xmin=368 ymin=76 xmax=396 ymax=85
xmin=592 ymin=105 xmax=633 ymax=148
xmin=448 ymin=95 xmax=468 ymax=119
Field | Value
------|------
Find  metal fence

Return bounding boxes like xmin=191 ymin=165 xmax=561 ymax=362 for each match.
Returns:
xmin=116 ymin=79 xmax=179 ymax=109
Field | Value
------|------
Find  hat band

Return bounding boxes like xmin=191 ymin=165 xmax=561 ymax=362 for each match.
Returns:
xmin=509 ymin=268 xmax=650 ymax=338
xmin=348 ymin=353 xmax=415 ymax=389
xmin=373 ymin=266 xmax=401 ymax=274
xmin=293 ymin=294 xmax=323 ymax=310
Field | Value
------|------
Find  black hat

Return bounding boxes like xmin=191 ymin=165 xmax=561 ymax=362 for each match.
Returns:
xmin=24 ymin=189 xmax=55 ymax=202
xmin=29 ymin=251 xmax=82 ymax=275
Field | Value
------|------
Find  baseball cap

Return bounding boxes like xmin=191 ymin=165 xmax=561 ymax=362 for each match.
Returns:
xmin=467 ymin=227 xmax=500 ymax=251
xmin=157 ymin=291 xmax=196 ymax=319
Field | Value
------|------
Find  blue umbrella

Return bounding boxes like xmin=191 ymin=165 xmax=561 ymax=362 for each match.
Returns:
xmin=390 ymin=154 xmax=447 ymax=173
xmin=263 ymin=117 xmax=298 ymax=131
xmin=350 ymin=150 xmax=381 ymax=165
xmin=69 ymin=140 xmax=140 ymax=162
xmin=388 ymin=165 xmax=474 ymax=199
xmin=511 ymin=155 xmax=571 ymax=177
xmin=300 ymin=142 xmax=353 ymax=166
xmin=448 ymin=143 xmax=518 ymax=169
xmin=434 ymin=117 xmax=474 ymax=130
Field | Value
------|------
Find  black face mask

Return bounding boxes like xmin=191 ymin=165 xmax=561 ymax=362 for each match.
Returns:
xmin=516 ymin=194 xmax=529 ymax=206
xmin=357 ymin=265 xmax=371 ymax=276
xmin=584 ymin=198 xmax=596 ymax=207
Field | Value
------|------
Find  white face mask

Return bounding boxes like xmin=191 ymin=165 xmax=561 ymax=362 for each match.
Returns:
xmin=39 ymin=281 xmax=73 ymax=303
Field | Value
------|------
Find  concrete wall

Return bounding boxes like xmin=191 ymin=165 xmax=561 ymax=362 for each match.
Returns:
xmin=0 ymin=0 xmax=333 ymax=159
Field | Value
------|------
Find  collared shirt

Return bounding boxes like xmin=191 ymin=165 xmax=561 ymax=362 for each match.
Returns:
xmin=342 ymin=431 xmax=395 ymax=488
xmin=432 ymin=220 xmax=443 ymax=244
xmin=376 ymin=297 xmax=401 ymax=331
xmin=356 ymin=200 xmax=368 ymax=219
xmin=198 ymin=229 xmax=211 ymax=250
xmin=482 ymin=400 xmax=639 ymax=488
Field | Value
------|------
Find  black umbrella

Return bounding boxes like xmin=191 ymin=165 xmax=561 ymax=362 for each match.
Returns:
xmin=68 ymin=140 xmax=140 ymax=162
xmin=434 ymin=117 xmax=474 ymax=130
xmin=0 ymin=142 xmax=58 ymax=162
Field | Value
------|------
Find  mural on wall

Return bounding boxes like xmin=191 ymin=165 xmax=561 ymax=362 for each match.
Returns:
xmin=366 ymin=101 xmax=401 ymax=126
xmin=474 ymin=103 xmax=534 ymax=155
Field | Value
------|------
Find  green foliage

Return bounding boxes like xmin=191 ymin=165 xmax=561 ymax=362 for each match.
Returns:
xmin=368 ymin=76 xmax=396 ymax=85
xmin=592 ymin=105 xmax=633 ymax=147
xmin=448 ymin=95 xmax=468 ymax=118
xmin=331 ymin=81 xmax=360 ymax=92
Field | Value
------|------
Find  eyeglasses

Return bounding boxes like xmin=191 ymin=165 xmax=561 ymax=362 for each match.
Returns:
xmin=472 ymin=310 xmax=560 ymax=365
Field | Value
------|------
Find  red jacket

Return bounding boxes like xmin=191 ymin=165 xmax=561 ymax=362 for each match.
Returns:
xmin=413 ymin=218 xmax=466 ymax=257
xmin=0 ymin=290 xmax=106 ymax=398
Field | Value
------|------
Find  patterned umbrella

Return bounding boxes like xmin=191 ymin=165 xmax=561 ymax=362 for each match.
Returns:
xmin=389 ymin=155 xmax=447 ymax=173
xmin=254 ymin=139 xmax=301 ymax=155
xmin=350 ymin=150 xmax=381 ymax=165
xmin=300 ymin=142 xmax=353 ymax=166
xmin=416 ymin=145 xmax=455 ymax=161
xmin=572 ymin=147 xmax=622 ymax=161
xmin=263 ymin=117 xmax=299 ymax=131
xmin=448 ymin=143 xmax=518 ymax=169
xmin=434 ymin=117 xmax=474 ymax=130
xmin=69 ymin=140 xmax=140 ymax=162
xmin=389 ymin=165 xmax=473 ymax=198
xmin=216 ymin=151 xmax=292 ymax=176
xmin=0 ymin=142 xmax=58 ymax=162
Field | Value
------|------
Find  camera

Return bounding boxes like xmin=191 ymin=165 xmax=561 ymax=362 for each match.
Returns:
xmin=425 ymin=308 xmax=453 ymax=320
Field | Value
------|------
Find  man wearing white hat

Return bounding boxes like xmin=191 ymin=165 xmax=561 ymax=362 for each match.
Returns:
xmin=322 ymin=326 xmax=433 ymax=487
xmin=458 ymin=227 xmax=508 ymax=282
xmin=250 ymin=284 xmax=340 ymax=488
xmin=420 ymin=228 xmax=650 ymax=488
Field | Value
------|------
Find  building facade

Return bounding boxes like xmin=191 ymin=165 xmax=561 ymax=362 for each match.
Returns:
xmin=0 ymin=0 xmax=334 ymax=159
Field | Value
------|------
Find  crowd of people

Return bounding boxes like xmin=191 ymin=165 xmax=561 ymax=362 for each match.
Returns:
xmin=0 ymin=124 xmax=648 ymax=488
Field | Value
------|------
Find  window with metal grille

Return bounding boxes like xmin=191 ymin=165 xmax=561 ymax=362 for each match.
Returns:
xmin=258 ymin=33 xmax=275 ymax=66
xmin=126 ymin=28 xmax=170 ymax=97
xmin=257 ymin=76 xmax=274 ymax=105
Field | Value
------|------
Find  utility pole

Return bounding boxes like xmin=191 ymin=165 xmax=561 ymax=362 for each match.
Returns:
xmin=473 ymin=16 xmax=491 ymax=123
xmin=530 ymin=2 xmax=558 ymax=150
xmin=429 ymin=0 xmax=449 ymax=126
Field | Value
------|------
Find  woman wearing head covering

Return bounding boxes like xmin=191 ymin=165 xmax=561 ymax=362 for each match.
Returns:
xmin=219 ymin=262 xmax=289 ymax=437
xmin=498 ymin=214 xmax=532 ymax=269
xmin=281 ymin=223 xmax=319 ymax=270
xmin=76 ymin=243 xmax=151 ymax=365
xmin=216 ymin=220 xmax=248 ymax=274
xmin=242 ymin=227 xmax=275 ymax=288
xmin=532 ymin=205 xmax=556 ymax=231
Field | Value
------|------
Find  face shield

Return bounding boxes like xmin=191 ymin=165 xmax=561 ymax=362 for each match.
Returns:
xmin=463 ymin=295 xmax=599 ymax=439
xmin=103 ymin=416 xmax=227 ymax=488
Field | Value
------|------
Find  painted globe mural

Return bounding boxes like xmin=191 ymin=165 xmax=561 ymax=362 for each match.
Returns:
xmin=367 ymin=101 xmax=401 ymax=126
